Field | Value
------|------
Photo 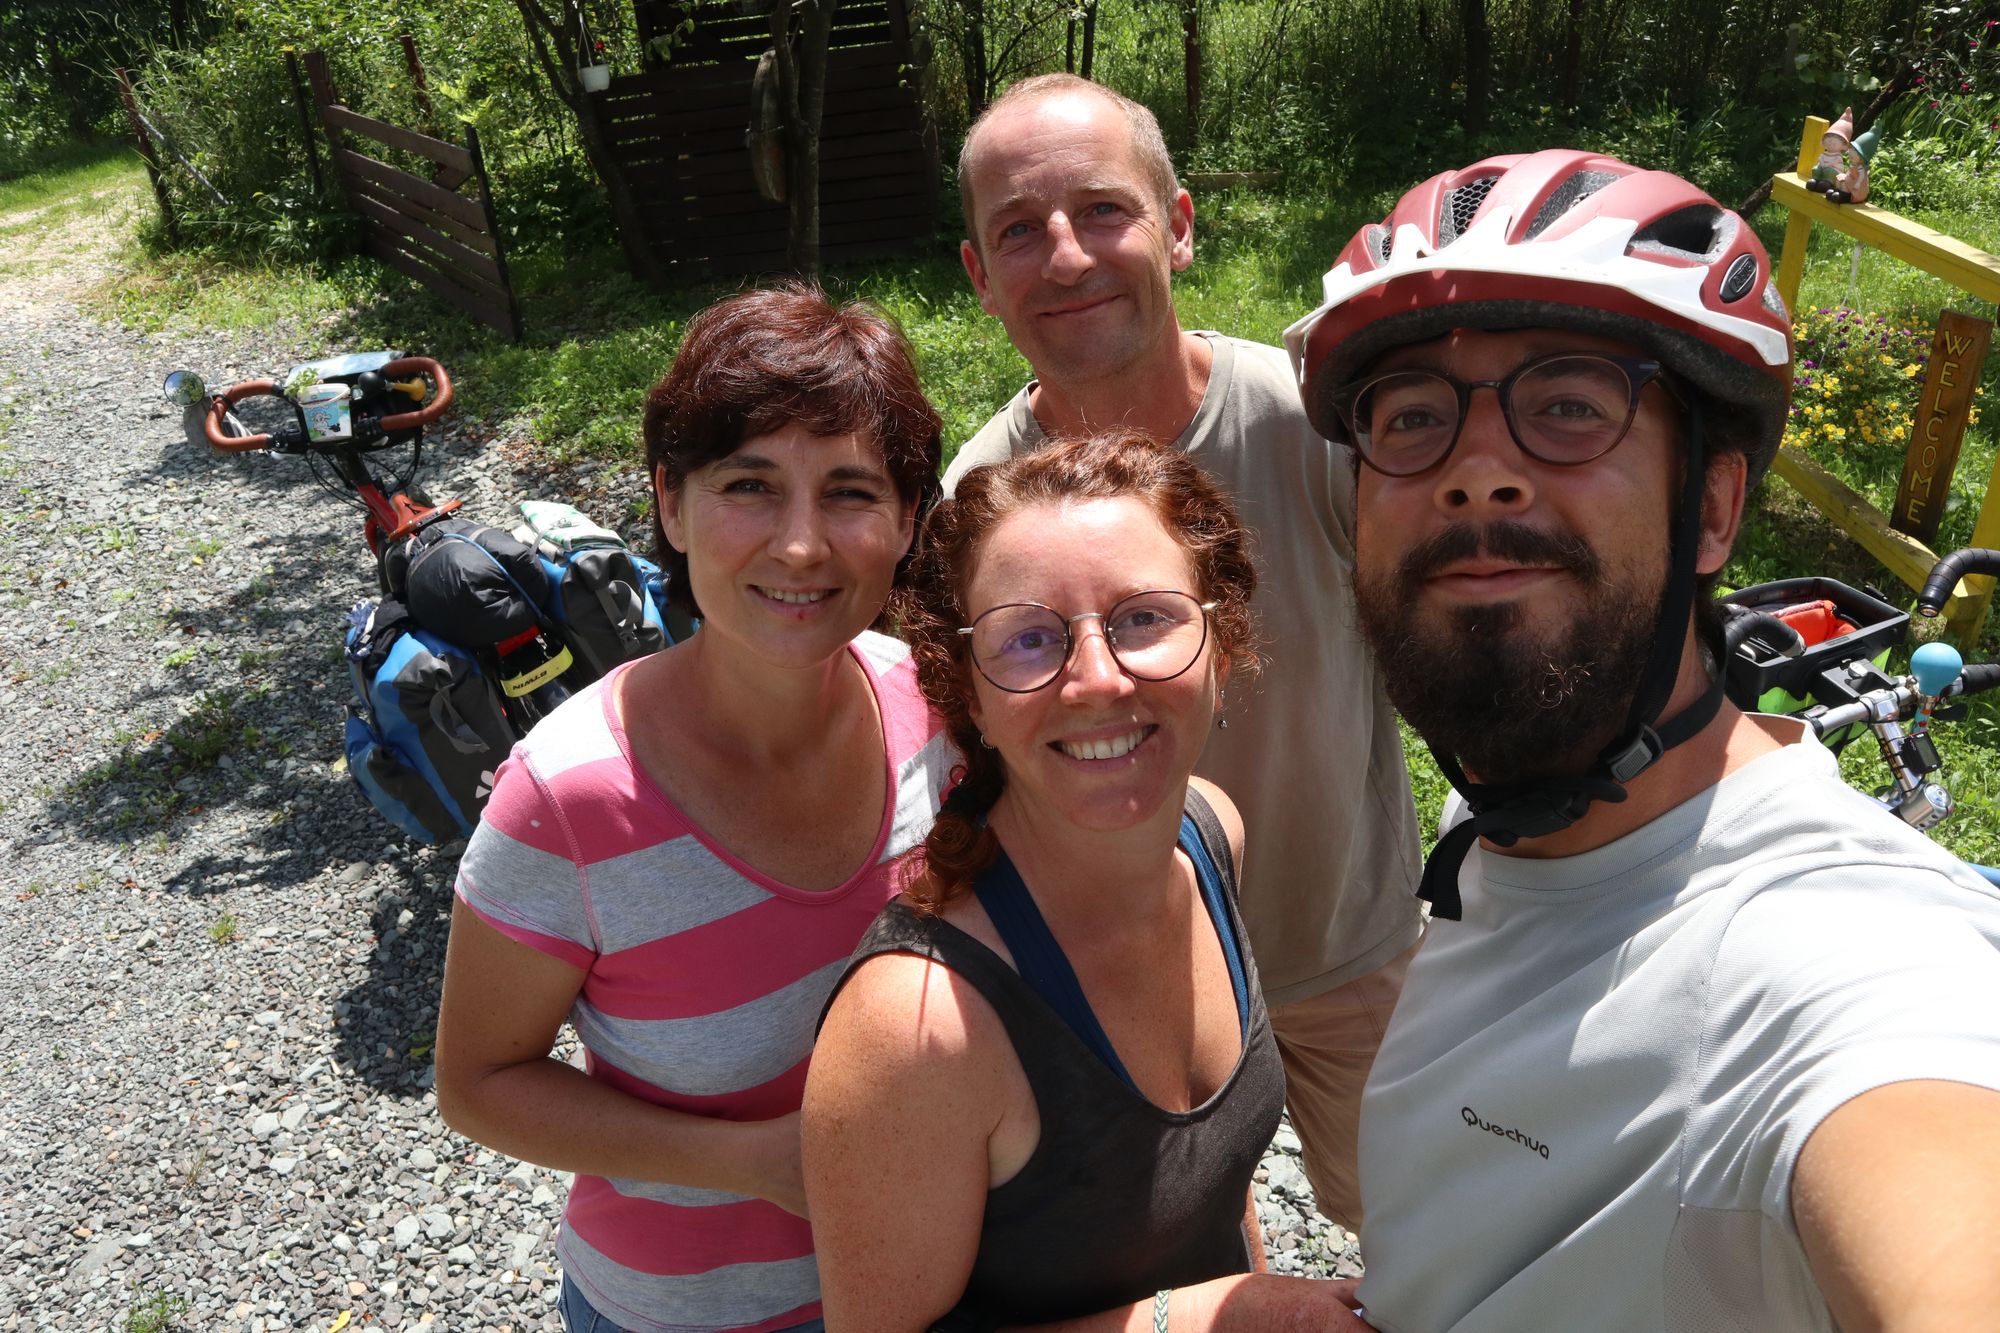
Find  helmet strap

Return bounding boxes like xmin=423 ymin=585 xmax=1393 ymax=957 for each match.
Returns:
xmin=1416 ymin=406 xmax=1728 ymax=920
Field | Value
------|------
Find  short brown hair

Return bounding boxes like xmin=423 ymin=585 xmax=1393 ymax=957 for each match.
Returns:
xmin=642 ymin=284 xmax=944 ymax=619
xmin=898 ymin=431 xmax=1258 ymax=910
xmin=958 ymin=74 xmax=1179 ymax=254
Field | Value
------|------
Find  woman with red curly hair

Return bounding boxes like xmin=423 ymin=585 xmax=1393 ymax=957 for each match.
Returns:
xmin=804 ymin=432 xmax=1363 ymax=1332
xmin=436 ymin=284 xmax=954 ymax=1333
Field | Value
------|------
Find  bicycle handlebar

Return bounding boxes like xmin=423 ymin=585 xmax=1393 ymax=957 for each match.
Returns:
xmin=1807 ymin=661 xmax=2000 ymax=738
xmin=203 ymin=379 xmax=283 ymax=452
xmin=197 ymin=356 xmax=451 ymax=453
xmin=1916 ymin=548 xmax=2000 ymax=617
xmin=379 ymin=356 xmax=452 ymax=432
xmin=1958 ymin=663 xmax=2000 ymax=697
xmin=1722 ymin=607 xmax=1805 ymax=662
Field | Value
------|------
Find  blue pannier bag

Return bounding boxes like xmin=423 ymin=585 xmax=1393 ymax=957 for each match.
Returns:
xmin=536 ymin=543 xmax=682 ymax=679
xmin=511 ymin=501 xmax=695 ymax=675
xmin=343 ymin=599 xmax=518 ymax=843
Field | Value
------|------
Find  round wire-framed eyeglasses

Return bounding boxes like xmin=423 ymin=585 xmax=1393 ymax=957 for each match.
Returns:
xmin=958 ymin=589 xmax=1218 ymax=694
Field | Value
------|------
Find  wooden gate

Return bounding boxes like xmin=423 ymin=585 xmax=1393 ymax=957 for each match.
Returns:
xmin=599 ymin=0 xmax=936 ymax=276
xmin=305 ymin=52 xmax=523 ymax=341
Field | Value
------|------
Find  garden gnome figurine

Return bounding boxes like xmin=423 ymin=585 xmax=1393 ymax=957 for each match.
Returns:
xmin=1830 ymin=126 xmax=1877 ymax=204
xmin=1807 ymin=107 xmax=1875 ymax=205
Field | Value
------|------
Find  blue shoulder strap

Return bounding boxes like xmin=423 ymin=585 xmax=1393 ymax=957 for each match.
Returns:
xmin=972 ymin=804 xmax=1250 ymax=1090
xmin=974 ymin=851 xmax=1137 ymax=1090
xmin=1179 ymin=811 xmax=1250 ymax=1036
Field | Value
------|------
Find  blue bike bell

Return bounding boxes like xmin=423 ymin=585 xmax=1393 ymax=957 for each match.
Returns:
xmin=1911 ymin=641 xmax=1964 ymax=698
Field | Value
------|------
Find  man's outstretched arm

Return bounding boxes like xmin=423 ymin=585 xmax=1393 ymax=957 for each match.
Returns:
xmin=1794 ymin=1079 xmax=2000 ymax=1333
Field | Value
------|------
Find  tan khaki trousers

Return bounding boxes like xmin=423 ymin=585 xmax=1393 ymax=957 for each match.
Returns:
xmin=1266 ymin=937 xmax=1421 ymax=1232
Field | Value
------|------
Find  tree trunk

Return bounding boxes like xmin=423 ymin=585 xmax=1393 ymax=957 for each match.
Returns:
xmin=509 ymin=0 xmax=667 ymax=286
xmin=1079 ymin=0 xmax=1097 ymax=79
xmin=960 ymin=0 xmax=989 ymax=122
xmin=773 ymin=0 xmax=836 ymax=278
xmin=1559 ymin=0 xmax=1584 ymax=113
xmin=1460 ymin=0 xmax=1490 ymax=135
xmin=1182 ymin=0 xmax=1201 ymax=153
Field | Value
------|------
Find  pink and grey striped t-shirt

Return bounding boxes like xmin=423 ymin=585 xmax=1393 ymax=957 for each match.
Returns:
xmin=454 ymin=631 xmax=953 ymax=1333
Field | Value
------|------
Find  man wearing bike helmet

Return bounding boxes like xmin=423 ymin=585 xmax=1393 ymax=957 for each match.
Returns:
xmin=1287 ymin=150 xmax=2000 ymax=1331
xmin=945 ymin=73 xmax=1426 ymax=1234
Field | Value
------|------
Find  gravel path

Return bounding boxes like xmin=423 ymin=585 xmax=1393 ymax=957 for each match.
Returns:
xmin=0 ymin=181 xmax=1354 ymax=1333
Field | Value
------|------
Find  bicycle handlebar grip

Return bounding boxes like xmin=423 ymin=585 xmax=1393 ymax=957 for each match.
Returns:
xmin=204 ymin=379 xmax=283 ymax=452
xmin=379 ymin=357 xmax=453 ymax=432
xmin=1950 ymin=663 xmax=2000 ymax=698
xmin=1722 ymin=608 xmax=1805 ymax=662
xmin=1917 ymin=548 xmax=2000 ymax=617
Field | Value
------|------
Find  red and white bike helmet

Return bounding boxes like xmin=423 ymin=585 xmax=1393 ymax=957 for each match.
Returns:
xmin=1285 ymin=149 xmax=1793 ymax=483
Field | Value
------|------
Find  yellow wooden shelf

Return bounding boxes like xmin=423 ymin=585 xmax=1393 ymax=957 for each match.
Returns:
xmin=1772 ymin=175 xmax=2000 ymax=313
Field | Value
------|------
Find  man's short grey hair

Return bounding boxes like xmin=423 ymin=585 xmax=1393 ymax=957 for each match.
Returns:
xmin=958 ymin=74 xmax=1180 ymax=253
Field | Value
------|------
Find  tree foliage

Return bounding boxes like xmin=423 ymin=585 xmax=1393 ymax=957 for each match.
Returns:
xmin=68 ymin=0 xmax=2000 ymax=276
xmin=0 ymin=0 xmax=211 ymax=169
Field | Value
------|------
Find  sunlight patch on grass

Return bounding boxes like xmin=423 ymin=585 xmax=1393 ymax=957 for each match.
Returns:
xmin=0 ymin=144 xmax=143 ymax=215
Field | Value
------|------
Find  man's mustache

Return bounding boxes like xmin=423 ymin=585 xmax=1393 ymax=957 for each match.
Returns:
xmin=1396 ymin=521 xmax=1602 ymax=590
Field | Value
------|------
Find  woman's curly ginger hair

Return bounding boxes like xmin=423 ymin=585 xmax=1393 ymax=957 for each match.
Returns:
xmin=895 ymin=430 xmax=1259 ymax=914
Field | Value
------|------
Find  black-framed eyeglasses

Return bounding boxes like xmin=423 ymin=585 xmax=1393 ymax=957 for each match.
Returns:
xmin=1334 ymin=352 xmax=1676 ymax=478
xmin=958 ymin=590 xmax=1218 ymax=694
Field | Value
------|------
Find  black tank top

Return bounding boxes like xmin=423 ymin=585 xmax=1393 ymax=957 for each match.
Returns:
xmin=826 ymin=790 xmax=1286 ymax=1331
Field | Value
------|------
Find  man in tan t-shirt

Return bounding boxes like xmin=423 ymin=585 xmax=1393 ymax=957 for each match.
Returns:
xmin=943 ymin=73 xmax=1422 ymax=1230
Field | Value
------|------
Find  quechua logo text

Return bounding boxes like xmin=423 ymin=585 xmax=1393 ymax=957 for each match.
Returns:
xmin=1462 ymin=1105 xmax=1550 ymax=1160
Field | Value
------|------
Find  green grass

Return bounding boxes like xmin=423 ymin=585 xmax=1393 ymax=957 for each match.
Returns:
xmin=0 ymin=142 xmax=141 ymax=215
xmin=122 ymin=1289 xmax=186 ymax=1333
xmin=66 ymin=688 xmax=261 ymax=827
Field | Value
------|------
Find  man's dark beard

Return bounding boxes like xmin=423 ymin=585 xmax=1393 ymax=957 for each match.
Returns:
xmin=1355 ymin=521 xmax=1662 ymax=786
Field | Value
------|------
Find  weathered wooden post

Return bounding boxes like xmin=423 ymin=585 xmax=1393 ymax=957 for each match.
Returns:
xmin=115 ymin=68 xmax=177 ymax=244
xmin=283 ymin=47 xmax=324 ymax=197
xmin=400 ymin=34 xmax=437 ymax=132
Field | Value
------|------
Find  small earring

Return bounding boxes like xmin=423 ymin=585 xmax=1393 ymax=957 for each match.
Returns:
xmin=1216 ymin=690 xmax=1229 ymax=730
xmin=978 ymin=733 xmax=995 ymax=749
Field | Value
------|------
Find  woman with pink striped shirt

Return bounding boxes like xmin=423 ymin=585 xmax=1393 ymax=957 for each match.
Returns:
xmin=435 ymin=285 xmax=954 ymax=1333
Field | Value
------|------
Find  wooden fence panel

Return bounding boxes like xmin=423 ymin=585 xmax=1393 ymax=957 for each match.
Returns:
xmin=595 ymin=0 xmax=935 ymax=278
xmin=322 ymin=104 xmax=473 ymax=178
xmin=306 ymin=51 xmax=520 ymax=341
